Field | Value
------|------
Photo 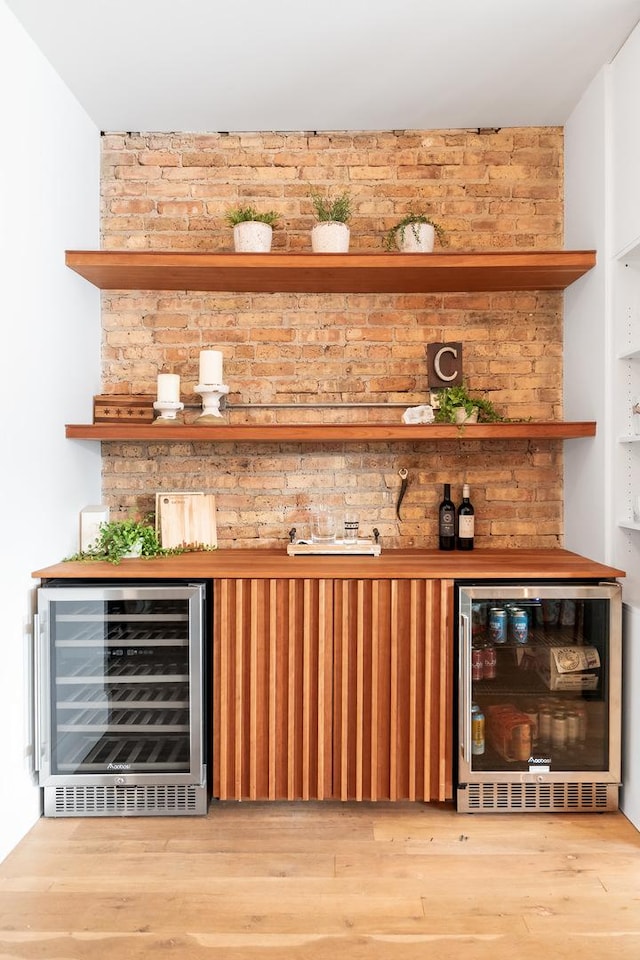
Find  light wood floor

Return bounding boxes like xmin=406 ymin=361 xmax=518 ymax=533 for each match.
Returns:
xmin=0 ymin=801 xmax=639 ymax=959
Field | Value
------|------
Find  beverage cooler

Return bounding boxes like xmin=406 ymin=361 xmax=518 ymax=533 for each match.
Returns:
xmin=456 ymin=582 xmax=622 ymax=813
xmin=34 ymin=582 xmax=208 ymax=817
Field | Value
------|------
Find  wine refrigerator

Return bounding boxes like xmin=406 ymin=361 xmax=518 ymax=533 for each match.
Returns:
xmin=456 ymin=581 xmax=622 ymax=813
xmin=34 ymin=582 xmax=208 ymax=817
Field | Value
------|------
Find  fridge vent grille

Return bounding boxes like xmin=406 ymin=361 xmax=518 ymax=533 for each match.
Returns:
xmin=44 ymin=783 xmax=208 ymax=817
xmin=460 ymin=781 xmax=616 ymax=813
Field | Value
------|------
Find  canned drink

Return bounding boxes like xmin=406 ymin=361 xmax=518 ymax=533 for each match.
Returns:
xmin=541 ymin=599 xmax=560 ymax=625
xmin=508 ymin=607 xmax=529 ymax=644
xmin=482 ymin=644 xmax=497 ymax=680
xmin=472 ymin=602 xmax=487 ymax=638
xmin=538 ymin=707 xmax=553 ymax=742
xmin=566 ymin=710 xmax=580 ymax=744
xmin=472 ymin=646 xmax=484 ymax=681
xmin=523 ymin=707 xmax=538 ymax=743
xmin=560 ymin=599 xmax=576 ymax=626
xmin=513 ymin=722 xmax=532 ymax=761
xmin=472 ymin=707 xmax=485 ymax=755
xmin=573 ymin=702 xmax=588 ymax=742
xmin=489 ymin=607 xmax=507 ymax=644
xmin=551 ymin=711 xmax=567 ymax=748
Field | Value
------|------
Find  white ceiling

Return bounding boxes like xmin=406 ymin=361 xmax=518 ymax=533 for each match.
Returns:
xmin=5 ymin=0 xmax=640 ymax=132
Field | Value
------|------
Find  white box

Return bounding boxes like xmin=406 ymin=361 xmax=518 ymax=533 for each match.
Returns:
xmin=536 ymin=645 xmax=601 ymax=691
xmin=79 ymin=505 xmax=109 ymax=552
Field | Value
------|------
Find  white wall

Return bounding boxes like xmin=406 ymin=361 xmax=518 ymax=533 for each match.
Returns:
xmin=564 ymin=68 xmax=610 ymax=564
xmin=564 ymin=26 xmax=640 ymax=832
xmin=0 ymin=1 xmax=101 ymax=861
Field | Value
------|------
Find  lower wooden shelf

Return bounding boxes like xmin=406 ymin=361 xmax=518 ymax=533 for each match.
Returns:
xmin=65 ymin=421 xmax=597 ymax=442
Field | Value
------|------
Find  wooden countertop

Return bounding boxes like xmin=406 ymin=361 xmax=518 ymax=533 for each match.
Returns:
xmin=32 ymin=548 xmax=624 ymax=581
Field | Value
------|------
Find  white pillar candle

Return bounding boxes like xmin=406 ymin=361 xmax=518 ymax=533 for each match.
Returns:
xmin=199 ymin=350 xmax=223 ymax=385
xmin=157 ymin=373 xmax=180 ymax=402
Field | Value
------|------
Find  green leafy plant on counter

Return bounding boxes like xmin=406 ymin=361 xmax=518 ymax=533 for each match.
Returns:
xmin=383 ymin=211 xmax=447 ymax=251
xmin=65 ymin=517 xmax=216 ymax=565
xmin=434 ymin=384 xmax=504 ymax=424
xmin=309 ymin=189 xmax=352 ymax=223
xmin=224 ymin=206 xmax=281 ymax=228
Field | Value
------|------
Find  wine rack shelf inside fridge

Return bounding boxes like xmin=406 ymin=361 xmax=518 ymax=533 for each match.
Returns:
xmin=457 ymin=582 xmax=622 ymax=814
xmin=35 ymin=582 xmax=207 ymax=817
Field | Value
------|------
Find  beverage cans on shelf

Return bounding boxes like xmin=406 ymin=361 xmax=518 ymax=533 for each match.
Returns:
xmin=573 ymin=701 xmax=588 ymax=742
xmin=482 ymin=644 xmax=497 ymax=680
xmin=522 ymin=704 xmax=539 ymax=743
xmin=560 ymin=599 xmax=577 ymax=626
xmin=472 ymin=602 xmax=487 ymax=638
xmin=508 ymin=607 xmax=529 ymax=644
xmin=538 ymin=706 xmax=553 ymax=742
xmin=472 ymin=646 xmax=484 ymax=680
xmin=566 ymin=710 xmax=580 ymax=744
xmin=489 ymin=607 xmax=508 ymax=644
xmin=551 ymin=711 xmax=568 ymax=748
xmin=541 ymin=599 xmax=560 ymax=626
xmin=471 ymin=705 xmax=485 ymax=755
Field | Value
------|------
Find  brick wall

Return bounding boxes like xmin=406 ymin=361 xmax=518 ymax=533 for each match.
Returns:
xmin=100 ymin=128 xmax=564 ymax=549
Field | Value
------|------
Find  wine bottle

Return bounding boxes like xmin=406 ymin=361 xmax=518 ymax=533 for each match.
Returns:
xmin=457 ymin=483 xmax=475 ymax=550
xmin=438 ymin=483 xmax=456 ymax=550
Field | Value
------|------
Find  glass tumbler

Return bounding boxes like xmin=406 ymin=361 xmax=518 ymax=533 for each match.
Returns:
xmin=311 ymin=507 xmax=337 ymax=543
xmin=343 ymin=512 xmax=359 ymax=544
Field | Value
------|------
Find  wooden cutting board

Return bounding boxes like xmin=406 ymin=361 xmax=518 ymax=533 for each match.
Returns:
xmin=155 ymin=492 xmax=217 ymax=549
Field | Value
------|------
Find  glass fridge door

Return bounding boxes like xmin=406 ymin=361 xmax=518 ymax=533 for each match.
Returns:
xmin=37 ymin=585 xmax=204 ymax=785
xmin=458 ymin=583 xmax=621 ymax=785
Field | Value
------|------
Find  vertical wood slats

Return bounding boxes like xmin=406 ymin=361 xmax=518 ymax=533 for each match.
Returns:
xmin=214 ymin=578 xmax=333 ymax=800
xmin=332 ymin=579 xmax=440 ymax=802
xmin=213 ymin=577 xmax=446 ymax=802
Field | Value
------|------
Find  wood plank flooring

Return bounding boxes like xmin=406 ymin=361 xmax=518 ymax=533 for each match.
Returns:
xmin=0 ymin=801 xmax=639 ymax=959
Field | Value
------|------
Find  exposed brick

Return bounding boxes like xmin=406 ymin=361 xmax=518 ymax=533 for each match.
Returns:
xmin=99 ymin=128 xmax=565 ymax=549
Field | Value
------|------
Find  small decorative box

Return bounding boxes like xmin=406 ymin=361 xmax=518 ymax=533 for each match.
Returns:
xmin=93 ymin=395 xmax=155 ymax=424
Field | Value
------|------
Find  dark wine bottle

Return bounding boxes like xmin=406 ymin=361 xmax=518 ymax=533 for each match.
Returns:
xmin=438 ymin=483 xmax=456 ymax=550
xmin=457 ymin=483 xmax=475 ymax=550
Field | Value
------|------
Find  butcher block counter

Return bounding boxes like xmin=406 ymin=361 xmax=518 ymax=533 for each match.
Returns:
xmin=32 ymin=547 xmax=624 ymax=582
xmin=32 ymin=548 xmax=624 ymax=806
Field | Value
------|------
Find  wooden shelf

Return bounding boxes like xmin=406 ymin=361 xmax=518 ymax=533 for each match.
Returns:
xmin=65 ymin=422 xmax=597 ymax=442
xmin=65 ymin=250 xmax=596 ymax=294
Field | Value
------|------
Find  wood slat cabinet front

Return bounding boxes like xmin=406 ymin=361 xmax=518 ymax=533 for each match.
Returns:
xmin=213 ymin=577 xmax=451 ymax=802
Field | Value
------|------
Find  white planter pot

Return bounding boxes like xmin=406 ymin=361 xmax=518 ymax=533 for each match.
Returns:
xmin=311 ymin=221 xmax=350 ymax=253
xmin=122 ymin=540 xmax=144 ymax=558
xmin=396 ymin=222 xmax=435 ymax=253
xmin=233 ymin=221 xmax=273 ymax=253
xmin=454 ymin=406 xmax=479 ymax=425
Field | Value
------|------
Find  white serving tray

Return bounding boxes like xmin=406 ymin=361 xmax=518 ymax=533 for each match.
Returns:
xmin=287 ymin=539 xmax=381 ymax=557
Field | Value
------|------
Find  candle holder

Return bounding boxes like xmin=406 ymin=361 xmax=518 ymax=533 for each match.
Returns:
xmin=195 ymin=383 xmax=229 ymax=422
xmin=153 ymin=399 xmax=184 ymax=422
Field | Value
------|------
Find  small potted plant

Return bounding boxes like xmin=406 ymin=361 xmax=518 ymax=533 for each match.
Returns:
xmin=384 ymin=211 xmax=446 ymax=253
xmin=309 ymin=189 xmax=352 ymax=252
xmin=225 ymin=206 xmax=281 ymax=252
xmin=434 ymin=384 xmax=504 ymax=425
xmin=65 ymin=516 xmax=202 ymax=564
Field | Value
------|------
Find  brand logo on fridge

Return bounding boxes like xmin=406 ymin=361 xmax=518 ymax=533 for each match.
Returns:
xmin=107 ymin=762 xmax=131 ymax=770
xmin=528 ymin=756 xmax=551 ymax=765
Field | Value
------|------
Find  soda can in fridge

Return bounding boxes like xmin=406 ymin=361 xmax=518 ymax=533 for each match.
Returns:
xmin=489 ymin=607 xmax=507 ymax=644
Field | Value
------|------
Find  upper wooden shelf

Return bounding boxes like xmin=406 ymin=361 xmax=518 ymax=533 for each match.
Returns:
xmin=65 ymin=422 xmax=596 ymax=442
xmin=65 ymin=250 xmax=596 ymax=294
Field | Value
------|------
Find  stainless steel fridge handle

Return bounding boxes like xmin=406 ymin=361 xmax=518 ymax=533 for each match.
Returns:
xmin=33 ymin=614 xmax=42 ymax=772
xmin=459 ymin=612 xmax=471 ymax=764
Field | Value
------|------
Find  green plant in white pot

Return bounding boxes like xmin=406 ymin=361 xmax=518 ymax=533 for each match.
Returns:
xmin=309 ymin=189 xmax=352 ymax=252
xmin=384 ymin=211 xmax=446 ymax=253
xmin=225 ymin=206 xmax=280 ymax=252
xmin=433 ymin=384 xmax=504 ymax=425
xmin=65 ymin=516 xmax=215 ymax=564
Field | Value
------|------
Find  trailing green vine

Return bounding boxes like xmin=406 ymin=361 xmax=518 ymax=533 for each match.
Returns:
xmin=65 ymin=517 xmax=216 ymax=565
